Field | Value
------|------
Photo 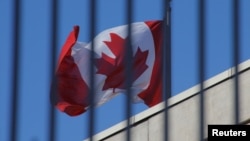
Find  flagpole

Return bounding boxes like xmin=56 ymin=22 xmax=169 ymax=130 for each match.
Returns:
xmin=163 ymin=0 xmax=172 ymax=141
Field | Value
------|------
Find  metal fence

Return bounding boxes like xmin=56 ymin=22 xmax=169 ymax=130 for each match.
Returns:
xmin=1 ymin=0 xmax=248 ymax=141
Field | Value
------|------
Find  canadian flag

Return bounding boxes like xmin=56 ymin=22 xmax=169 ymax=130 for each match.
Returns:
xmin=53 ymin=20 xmax=163 ymax=116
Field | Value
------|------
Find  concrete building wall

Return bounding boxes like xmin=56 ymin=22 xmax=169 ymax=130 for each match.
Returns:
xmin=84 ymin=59 xmax=250 ymax=141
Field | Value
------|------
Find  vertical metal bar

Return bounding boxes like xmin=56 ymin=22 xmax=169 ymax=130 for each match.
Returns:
xmin=48 ymin=0 xmax=58 ymax=141
xmin=9 ymin=0 xmax=21 ymax=140
xmin=125 ymin=0 xmax=133 ymax=141
xmin=88 ymin=0 xmax=97 ymax=140
xmin=163 ymin=0 xmax=172 ymax=141
xmin=232 ymin=0 xmax=240 ymax=124
xmin=198 ymin=0 xmax=206 ymax=141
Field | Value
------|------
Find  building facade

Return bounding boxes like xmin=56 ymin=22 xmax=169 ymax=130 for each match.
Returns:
xmin=85 ymin=59 xmax=250 ymax=141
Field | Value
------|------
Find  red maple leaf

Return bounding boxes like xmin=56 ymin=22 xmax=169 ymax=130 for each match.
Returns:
xmin=95 ymin=33 xmax=149 ymax=92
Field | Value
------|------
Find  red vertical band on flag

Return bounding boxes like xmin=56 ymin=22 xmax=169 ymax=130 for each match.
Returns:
xmin=138 ymin=21 xmax=163 ymax=107
xmin=55 ymin=26 xmax=89 ymax=116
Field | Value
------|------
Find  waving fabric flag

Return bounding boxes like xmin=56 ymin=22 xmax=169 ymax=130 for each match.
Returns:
xmin=52 ymin=20 xmax=163 ymax=116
